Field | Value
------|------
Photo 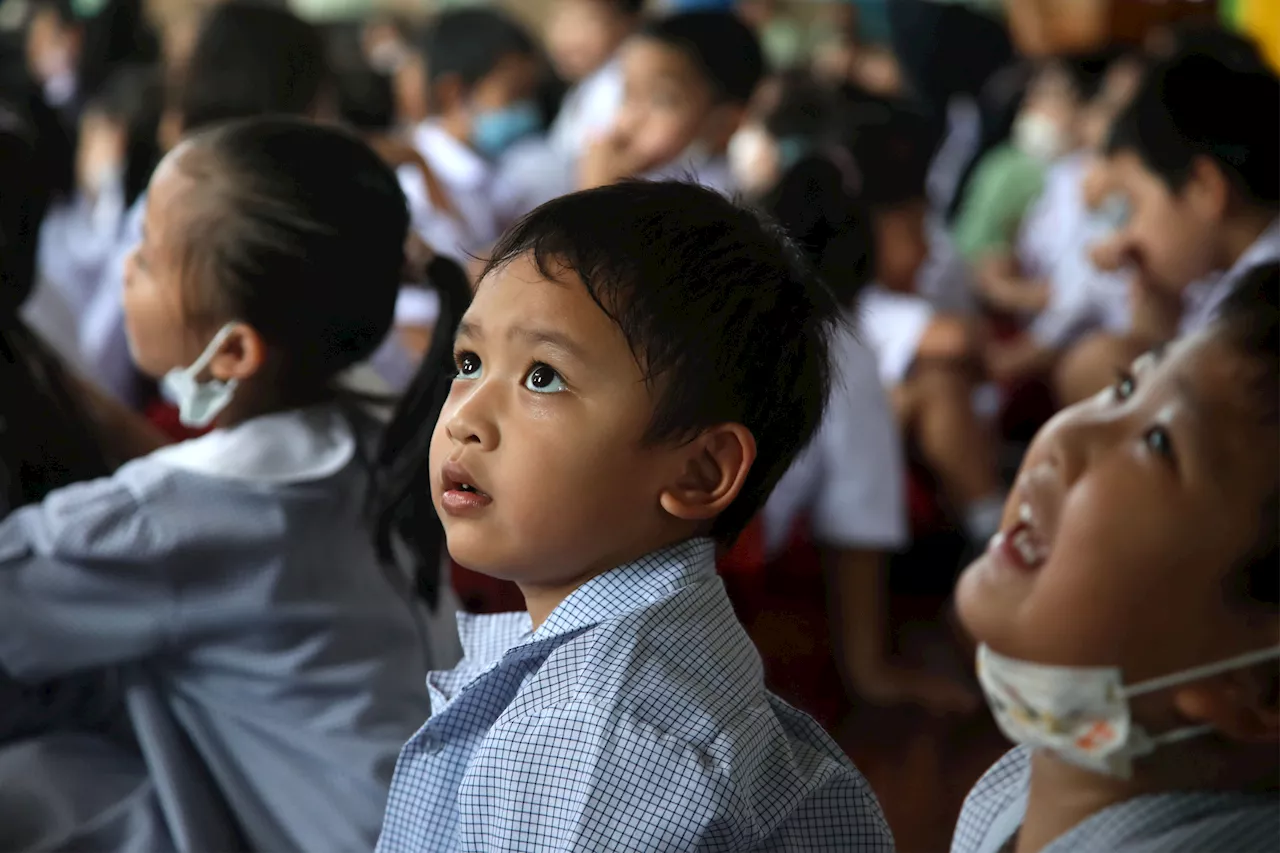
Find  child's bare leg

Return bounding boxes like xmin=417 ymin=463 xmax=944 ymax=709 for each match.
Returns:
xmin=899 ymin=361 xmax=1005 ymax=542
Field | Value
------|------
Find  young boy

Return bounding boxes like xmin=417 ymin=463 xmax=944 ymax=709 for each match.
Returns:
xmin=374 ymin=180 xmax=892 ymax=852
xmin=1056 ymin=44 xmax=1279 ymax=403
xmin=579 ymin=10 xmax=765 ymax=195
xmin=951 ymin=263 xmax=1280 ymax=853
xmin=845 ymin=93 xmax=1008 ymax=551
xmin=411 ymin=8 xmax=542 ymax=255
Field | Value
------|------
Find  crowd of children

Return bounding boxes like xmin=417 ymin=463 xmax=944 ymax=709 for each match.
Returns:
xmin=0 ymin=0 xmax=1276 ymax=851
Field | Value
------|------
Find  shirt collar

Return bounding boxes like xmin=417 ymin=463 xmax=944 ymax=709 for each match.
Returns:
xmin=1183 ymin=217 xmax=1280 ymax=333
xmin=414 ymin=121 xmax=491 ymax=189
xmin=147 ymin=405 xmax=357 ymax=484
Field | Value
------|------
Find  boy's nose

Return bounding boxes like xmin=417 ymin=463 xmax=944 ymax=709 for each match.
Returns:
xmin=1039 ymin=403 xmax=1123 ymax=488
xmin=444 ymin=389 xmax=498 ymax=450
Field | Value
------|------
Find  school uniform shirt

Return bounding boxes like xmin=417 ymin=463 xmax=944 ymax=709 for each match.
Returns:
xmin=1015 ymin=152 xmax=1091 ymax=283
xmin=412 ymin=122 xmax=502 ymax=256
xmin=0 ymin=405 xmax=433 ymax=852
xmin=548 ymin=58 xmax=624 ymax=156
xmin=396 ymin=163 xmax=472 ymax=266
xmin=1180 ymin=217 xmax=1280 ymax=335
xmin=857 ymin=284 xmax=938 ymax=387
xmin=764 ymin=323 xmax=908 ymax=559
xmin=377 ymin=538 xmax=894 ymax=853
xmin=37 ymin=181 xmax=129 ymax=316
xmin=919 ymin=216 xmax=980 ymax=317
xmin=645 ymin=152 xmax=737 ymax=197
xmin=952 ymin=746 xmax=1280 ymax=853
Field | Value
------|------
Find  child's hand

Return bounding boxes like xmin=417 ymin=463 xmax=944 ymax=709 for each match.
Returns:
xmin=579 ymin=127 xmax=651 ymax=190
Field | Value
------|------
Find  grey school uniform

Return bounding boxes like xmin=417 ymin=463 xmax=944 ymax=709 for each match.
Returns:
xmin=0 ymin=406 xmax=434 ymax=852
xmin=952 ymin=746 xmax=1280 ymax=853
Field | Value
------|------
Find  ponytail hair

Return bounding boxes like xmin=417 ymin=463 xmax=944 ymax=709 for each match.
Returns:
xmin=371 ymin=255 xmax=472 ymax=608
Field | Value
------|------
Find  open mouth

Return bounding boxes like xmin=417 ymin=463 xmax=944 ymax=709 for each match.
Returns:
xmin=440 ymin=460 xmax=492 ymax=513
xmin=990 ymin=501 xmax=1050 ymax=572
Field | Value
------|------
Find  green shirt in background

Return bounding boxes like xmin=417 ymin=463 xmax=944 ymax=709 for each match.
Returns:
xmin=952 ymin=143 xmax=1046 ymax=261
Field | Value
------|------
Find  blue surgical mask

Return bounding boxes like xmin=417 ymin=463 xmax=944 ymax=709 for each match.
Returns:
xmin=471 ymin=100 xmax=541 ymax=159
xmin=161 ymin=323 xmax=240 ymax=429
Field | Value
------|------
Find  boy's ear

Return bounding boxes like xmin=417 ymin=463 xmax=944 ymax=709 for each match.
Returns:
xmin=659 ymin=423 xmax=756 ymax=523
xmin=1173 ymin=664 xmax=1280 ymax=744
xmin=208 ymin=323 xmax=268 ymax=384
xmin=1184 ymin=154 xmax=1231 ymax=222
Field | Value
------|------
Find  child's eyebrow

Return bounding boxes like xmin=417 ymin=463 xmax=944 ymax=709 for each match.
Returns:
xmin=455 ymin=319 xmax=589 ymax=363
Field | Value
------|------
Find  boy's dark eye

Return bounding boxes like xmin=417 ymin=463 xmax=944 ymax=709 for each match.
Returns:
xmin=455 ymin=351 xmax=482 ymax=379
xmin=1113 ymin=369 xmax=1137 ymax=401
xmin=1143 ymin=426 xmax=1175 ymax=461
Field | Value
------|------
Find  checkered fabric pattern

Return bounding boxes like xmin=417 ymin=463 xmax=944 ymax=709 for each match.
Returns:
xmin=952 ymin=747 xmax=1280 ymax=853
xmin=377 ymin=538 xmax=893 ymax=852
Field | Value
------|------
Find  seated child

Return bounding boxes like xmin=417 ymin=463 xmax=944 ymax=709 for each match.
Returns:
xmin=982 ymin=53 xmax=1146 ymax=386
xmin=579 ymin=10 xmax=765 ymax=195
xmin=374 ymin=180 xmax=893 ymax=852
xmin=843 ymin=92 xmax=1008 ymax=550
xmin=81 ymin=0 xmax=332 ymax=405
xmin=734 ymin=73 xmax=975 ymax=713
xmin=410 ymin=7 xmax=543 ymax=256
xmin=0 ymin=118 xmax=435 ymax=852
xmin=1057 ymin=39 xmax=1279 ymax=404
xmin=952 ymin=263 xmax=1280 ymax=853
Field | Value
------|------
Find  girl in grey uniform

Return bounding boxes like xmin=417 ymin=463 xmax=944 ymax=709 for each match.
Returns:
xmin=0 ymin=118 xmax=442 ymax=852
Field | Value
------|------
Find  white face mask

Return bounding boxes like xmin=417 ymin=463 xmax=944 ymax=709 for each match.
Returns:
xmin=162 ymin=323 xmax=241 ymax=429
xmin=1012 ymin=112 xmax=1069 ymax=163
xmin=1089 ymin=191 xmax=1131 ymax=233
xmin=978 ymin=643 xmax=1280 ymax=779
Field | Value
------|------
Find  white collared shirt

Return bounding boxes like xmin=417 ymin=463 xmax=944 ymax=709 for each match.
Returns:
xmin=412 ymin=122 xmax=500 ymax=255
xmin=1180 ymin=217 xmax=1280 ymax=335
xmin=548 ymin=58 xmax=624 ymax=156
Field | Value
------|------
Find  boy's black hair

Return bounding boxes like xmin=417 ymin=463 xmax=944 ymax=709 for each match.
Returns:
xmin=483 ymin=180 xmax=837 ymax=541
xmin=178 ymin=117 xmax=406 ymax=396
xmin=179 ymin=2 xmax=329 ymax=135
xmin=326 ymin=23 xmax=395 ymax=131
xmin=1105 ymin=52 xmax=1279 ymax=209
xmin=1149 ymin=20 xmax=1269 ymax=71
xmin=1 ymin=96 xmax=111 ymax=511
xmin=85 ymin=62 xmax=161 ymax=207
xmin=1216 ymin=263 xmax=1279 ymax=608
xmin=764 ymin=155 xmax=874 ymax=310
xmin=75 ymin=0 xmax=159 ymax=103
xmin=762 ymin=71 xmax=843 ymax=144
xmin=840 ymin=88 xmax=936 ymax=210
xmin=640 ymin=11 xmax=765 ymax=105
xmin=601 ymin=0 xmax=645 ymax=15
xmin=420 ymin=7 xmax=536 ymax=88
xmin=1047 ymin=48 xmax=1125 ymax=103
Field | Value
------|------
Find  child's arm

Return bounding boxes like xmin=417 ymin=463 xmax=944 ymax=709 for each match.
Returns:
xmin=974 ymin=254 xmax=1051 ymax=317
xmin=985 ymin=334 xmax=1059 ymax=386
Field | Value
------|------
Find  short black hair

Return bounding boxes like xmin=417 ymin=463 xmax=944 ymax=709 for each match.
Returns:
xmin=840 ymin=88 xmax=936 ymax=210
xmin=75 ymin=0 xmax=160 ymax=103
xmin=179 ymin=2 xmax=329 ymax=135
xmin=84 ymin=63 xmax=161 ymax=207
xmin=481 ymin=180 xmax=839 ymax=541
xmin=762 ymin=71 xmax=843 ymax=144
xmin=1105 ymin=52 xmax=1279 ymax=209
xmin=420 ymin=7 xmax=536 ymax=88
xmin=1216 ymin=263 xmax=1279 ymax=607
xmin=640 ymin=11 xmax=765 ymax=105
xmin=177 ymin=118 xmax=407 ymax=393
xmin=1046 ymin=48 xmax=1125 ymax=103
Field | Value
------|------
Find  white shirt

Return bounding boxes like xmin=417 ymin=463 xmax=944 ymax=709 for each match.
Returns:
xmin=764 ymin=324 xmax=908 ymax=557
xmin=1180 ymin=217 xmax=1280 ymax=334
xmin=412 ymin=121 xmax=501 ymax=256
xmin=1016 ymin=152 xmax=1090 ymax=282
xmin=857 ymin=285 xmax=937 ymax=387
xmin=548 ymin=58 xmax=624 ymax=156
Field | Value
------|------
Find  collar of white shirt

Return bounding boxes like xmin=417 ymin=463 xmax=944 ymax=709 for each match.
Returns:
xmin=1182 ymin=216 xmax=1280 ymax=334
xmin=453 ymin=537 xmax=719 ymax=668
xmin=147 ymin=404 xmax=357 ymax=484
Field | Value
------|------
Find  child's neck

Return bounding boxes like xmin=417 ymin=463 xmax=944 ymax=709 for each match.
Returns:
xmin=518 ymin=529 xmax=699 ymax=630
xmin=1217 ymin=208 xmax=1277 ymax=272
xmin=1017 ymin=744 xmax=1275 ymax=853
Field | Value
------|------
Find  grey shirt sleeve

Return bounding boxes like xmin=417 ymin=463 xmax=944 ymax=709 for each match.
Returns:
xmin=0 ymin=475 xmax=173 ymax=680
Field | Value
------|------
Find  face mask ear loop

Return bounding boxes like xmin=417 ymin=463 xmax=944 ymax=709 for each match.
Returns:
xmin=1124 ymin=646 xmax=1280 ymax=700
xmin=188 ymin=322 xmax=241 ymax=379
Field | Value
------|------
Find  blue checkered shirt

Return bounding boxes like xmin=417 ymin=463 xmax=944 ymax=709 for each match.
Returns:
xmin=376 ymin=538 xmax=892 ymax=852
xmin=952 ymin=746 xmax=1280 ymax=853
